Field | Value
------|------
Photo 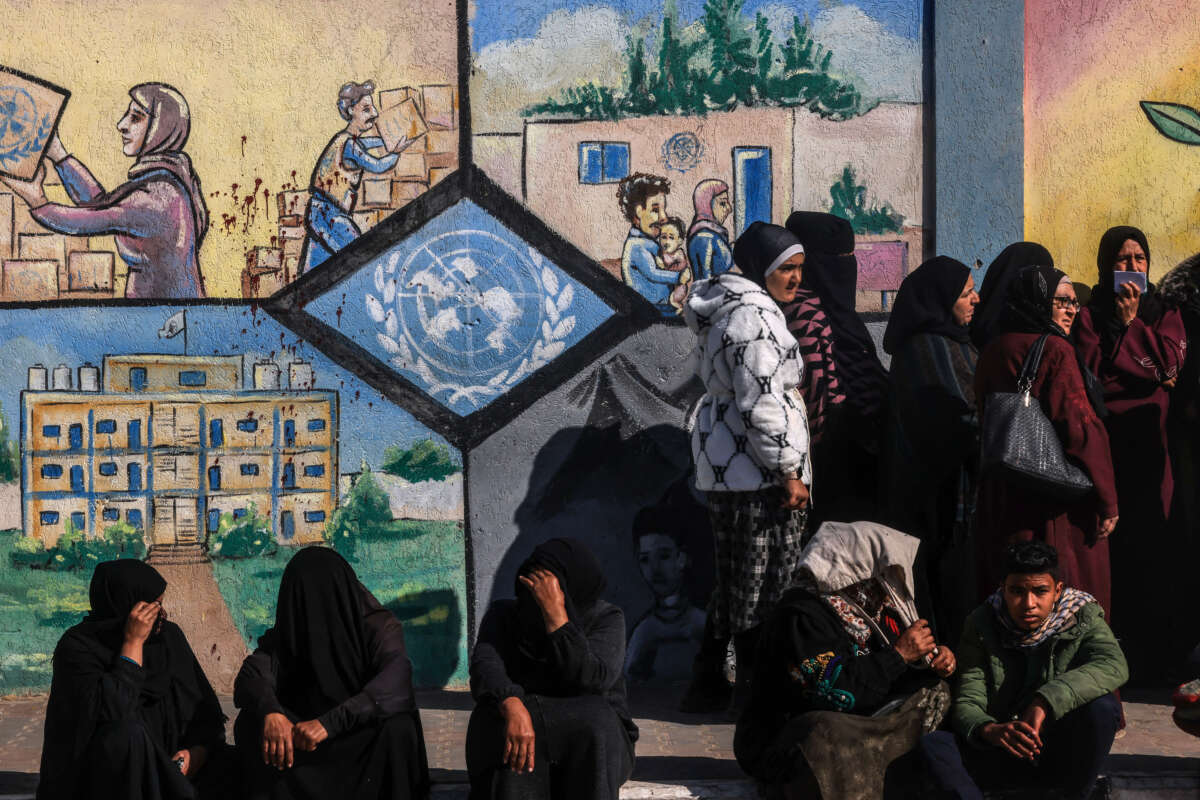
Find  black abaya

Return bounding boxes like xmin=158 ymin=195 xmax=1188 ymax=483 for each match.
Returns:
xmin=38 ymin=560 xmax=227 ymax=800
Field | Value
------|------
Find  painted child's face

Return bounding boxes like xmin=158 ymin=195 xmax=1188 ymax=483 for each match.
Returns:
xmin=658 ymin=225 xmax=682 ymax=253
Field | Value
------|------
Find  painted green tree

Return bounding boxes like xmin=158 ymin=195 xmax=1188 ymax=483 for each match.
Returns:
xmin=381 ymin=439 xmax=462 ymax=483
xmin=829 ymin=164 xmax=904 ymax=235
xmin=0 ymin=402 xmax=19 ymax=483
xmin=524 ymin=0 xmax=862 ymax=121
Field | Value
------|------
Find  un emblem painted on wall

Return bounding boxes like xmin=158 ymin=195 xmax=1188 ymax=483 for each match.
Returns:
xmin=661 ymin=132 xmax=704 ymax=174
xmin=0 ymin=67 xmax=69 ymax=180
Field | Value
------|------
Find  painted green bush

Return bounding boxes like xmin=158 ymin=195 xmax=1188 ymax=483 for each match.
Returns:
xmin=381 ymin=439 xmax=462 ymax=483
xmin=830 ymin=164 xmax=905 ymax=235
xmin=10 ymin=522 xmax=146 ymax=571
xmin=209 ymin=504 xmax=277 ymax=559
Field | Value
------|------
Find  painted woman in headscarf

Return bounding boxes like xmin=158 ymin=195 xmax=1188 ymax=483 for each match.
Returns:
xmin=975 ymin=264 xmax=1119 ymax=613
xmin=233 ymin=547 xmax=430 ymax=800
xmin=678 ymin=222 xmax=812 ymax=714
xmin=300 ymin=80 xmax=421 ymax=273
xmin=0 ymin=83 xmax=208 ymax=298
xmin=879 ymin=257 xmax=979 ymax=639
xmin=783 ymin=211 xmax=890 ymax=527
xmin=686 ymin=178 xmax=734 ymax=280
xmin=1074 ymin=225 xmax=1187 ymax=684
xmin=466 ymin=538 xmax=637 ymax=800
xmin=37 ymin=560 xmax=229 ymax=800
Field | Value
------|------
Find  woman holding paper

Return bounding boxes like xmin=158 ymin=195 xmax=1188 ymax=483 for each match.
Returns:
xmin=301 ymin=80 xmax=421 ymax=273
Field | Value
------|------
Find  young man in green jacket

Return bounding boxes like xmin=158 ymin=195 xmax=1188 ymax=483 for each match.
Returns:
xmin=919 ymin=541 xmax=1127 ymax=799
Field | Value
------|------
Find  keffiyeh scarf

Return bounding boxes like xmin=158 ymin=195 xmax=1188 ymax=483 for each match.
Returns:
xmin=989 ymin=586 xmax=1095 ymax=648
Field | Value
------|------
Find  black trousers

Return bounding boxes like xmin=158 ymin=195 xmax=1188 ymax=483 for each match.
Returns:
xmin=918 ymin=693 xmax=1120 ymax=800
xmin=465 ymin=695 xmax=634 ymax=800
xmin=84 ymin=719 xmax=238 ymax=800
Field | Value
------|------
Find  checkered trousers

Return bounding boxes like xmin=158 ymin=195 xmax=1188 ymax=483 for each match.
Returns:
xmin=707 ymin=489 xmax=808 ymax=638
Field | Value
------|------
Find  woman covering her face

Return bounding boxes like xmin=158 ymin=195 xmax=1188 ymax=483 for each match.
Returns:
xmin=0 ymin=83 xmax=208 ymax=298
xmin=233 ymin=547 xmax=429 ymax=800
xmin=879 ymin=256 xmax=980 ymax=641
xmin=974 ymin=264 xmax=1119 ymax=614
xmin=38 ymin=560 xmax=229 ymax=800
xmin=466 ymin=538 xmax=637 ymax=800
xmin=1073 ymin=226 xmax=1188 ymax=684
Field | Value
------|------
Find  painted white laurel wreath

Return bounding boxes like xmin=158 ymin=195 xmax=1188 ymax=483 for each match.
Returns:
xmin=365 ymin=247 xmax=576 ymax=407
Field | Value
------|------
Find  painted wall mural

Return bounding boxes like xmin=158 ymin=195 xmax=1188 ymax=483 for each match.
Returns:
xmin=1025 ymin=0 xmax=1200 ymax=282
xmin=0 ymin=0 xmax=459 ymax=302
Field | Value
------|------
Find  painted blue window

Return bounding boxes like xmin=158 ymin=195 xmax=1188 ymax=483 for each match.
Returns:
xmin=303 ymin=510 xmax=326 ymax=523
xmin=578 ymin=141 xmax=630 ymax=184
xmin=281 ymin=463 xmax=296 ymax=489
xmin=130 ymin=368 xmax=147 ymax=392
xmin=126 ymin=509 xmax=143 ymax=529
xmin=40 ymin=464 xmax=63 ymax=479
xmin=70 ymin=512 xmax=85 ymax=531
xmin=95 ymin=419 xmax=116 ymax=434
xmin=233 ymin=508 xmax=247 ymax=519
xmin=42 ymin=425 xmax=60 ymax=437
xmin=69 ymin=465 xmax=84 ymax=493
xmin=207 ymin=466 xmax=221 ymax=490
xmin=68 ymin=424 xmax=83 ymax=451
xmin=128 ymin=420 xmax=141 ymax=449
xmin=209 ymin=419 xmax=224 ymax=447
xmin=280 ymin=511 xmax=295 ymax=541
xmin=40 ymin=511 xmax=59 ymax=525
xmin=283 ymin=420 xmax=296 ymax=447
xmin=236 ymin=418 xmax=258 ymax=433
xmin=307 ymin=419 xmax=326 ymax=432
xmin=732 ymin=146 xmax=772 ymax=237
xmin=178 ymin=370 xmax=207 ymax=387
xmin=98 ymin=462 xmax=118 ymax=476
xmin=128 ymin=462 xmax=142 ymax=492
xmin=240 ymin=463 xmax=259 ymax=476
xmin=303 ymin=464 xmax=325 ymax=478
xmin=207 ymin=509 xmax=220 ymax=533
xmin=103 ymin=509 xmax=120 ymax=522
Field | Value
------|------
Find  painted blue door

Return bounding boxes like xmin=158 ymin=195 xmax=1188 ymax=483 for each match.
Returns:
xmin=283 ymin=420 xmax=296 ymax=448
xmin=128 ymin=462 xmax=142 ymax=492
xmin=281 ymin=462 xmax=295 ymax=489
xmin=280 ymin=511 xmax=295 ymax=541
xmin=209 ymin=419 xmax=224 ymax=447
xmin=130 ymin=368 xmax=147 ymax=393
xmin=68 ymin=424 xmax=83 ymax=451
xmin=70 ymin=511 xmax=85 ymax=532
xmin=732 ymin=147 xmax=772 ymax=237
xmin=127 ymin=509 xmax=143 ymax=529
xmin=128 ymin=420 xmax=141 ymax=450
xmin=69 ymin=465 xmax=84 ymax=493
xmin=208 ymin=466 xmax=221 ymax=490
xmin=207 ymin=509 xmax=221 ymax=533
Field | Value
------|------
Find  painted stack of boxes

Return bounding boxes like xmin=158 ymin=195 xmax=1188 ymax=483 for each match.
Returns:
xmin=0 ymin=191 xmax=118 ymax=302
xmin=240 ymin=83 xmax=459 ymax=299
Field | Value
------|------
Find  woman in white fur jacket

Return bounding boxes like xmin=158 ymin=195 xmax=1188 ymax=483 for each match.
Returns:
xmin=678 ymin=221 xmax=813 ymax=713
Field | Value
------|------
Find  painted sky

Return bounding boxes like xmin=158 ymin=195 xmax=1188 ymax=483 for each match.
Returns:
xmin=0 ymin=306 xmax=453 ymax=470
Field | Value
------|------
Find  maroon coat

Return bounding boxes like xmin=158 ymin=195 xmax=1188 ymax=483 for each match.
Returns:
xmin=975 ymin=333 xmax=1118 ymax=613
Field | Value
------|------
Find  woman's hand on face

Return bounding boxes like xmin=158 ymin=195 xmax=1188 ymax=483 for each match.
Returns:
xmin=781 ymin=478 xmax=809 ymax=510
xmin=123 ymin=601 xmax=159 ymax=647
xmin=0 ymin=164 xmax=48 ymax=209
xmin=518 ymin=569 xmax=569 ymax=632
xmin=500 ymin=697 xmax=536 ymax=774
xmin=1115 ymin=281 xmax=1141 ymax=326
xmin=262 ymin=712 xmax=294 ymax=770
xmin=293 ymin=719 xmax=329 ymax=752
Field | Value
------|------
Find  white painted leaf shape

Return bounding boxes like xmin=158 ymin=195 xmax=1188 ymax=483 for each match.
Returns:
xmin=365 ymin=294 xmax=385 ymax=322
xmin=385 ymin=309 xmax=399 ymax=339
xmin=374 ymin=263 xmax=385 ymax=293
xmin=384 ymin=278 xmax=396 ymax=305
xmin=542 ymin=265 xmax=559 ymax=296
xmin=556 ymin=284 xmax=574 ymax=313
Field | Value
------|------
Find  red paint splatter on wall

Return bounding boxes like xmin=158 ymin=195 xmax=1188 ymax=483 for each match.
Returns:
xmin=241 ymin=135 xmax=247 ymax=157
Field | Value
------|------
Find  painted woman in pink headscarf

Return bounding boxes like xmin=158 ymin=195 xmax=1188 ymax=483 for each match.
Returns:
xmin=1 ymin=83 xmax=208 ymax=298
xmin=686 ymin=179 xmax=734 ymax=280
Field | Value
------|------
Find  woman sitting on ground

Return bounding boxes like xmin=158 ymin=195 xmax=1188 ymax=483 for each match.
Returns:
xmin=466 ymin=538 xmax=637 ymax=800
xmin=38 ymin=560 xmax=229 ymax=800
xmin=734 ymin=521 xmax=955 ymax=800
xmin=233 ymin=547 xmax=429 ymax=800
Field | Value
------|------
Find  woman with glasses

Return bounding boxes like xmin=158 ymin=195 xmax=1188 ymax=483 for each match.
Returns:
xmin=1074 ymin=226 xmax=1186 ymax=684
xmin=975 ymin=265 xmax=1119 ymax=614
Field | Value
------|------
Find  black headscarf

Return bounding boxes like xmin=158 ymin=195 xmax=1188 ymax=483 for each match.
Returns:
xmin=882 ymin=256 xmax=973 ymax=355
xmin=513 ymin=538 xmax=607 ymax=665
xmin=996 ymin=264 xmax=1070 ymax=338
xmin=732 ymin=221 xmax=805 ymax=290
xmin=271 ymin=547 xmax=375 ymax=719
xmin=971 ymin=241 xmax=1054 ymax=348
xmin=1088 ymin=226 xmax=1165 ymax=345
xmin=785 ymin=211 xmax=888 ymax=406
xmin=88 ymin=558 xmax=167 ymax=621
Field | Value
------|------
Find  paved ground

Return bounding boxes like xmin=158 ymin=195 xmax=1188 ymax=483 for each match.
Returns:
xmin=1 ymin=686 xmax=1197 ymax=797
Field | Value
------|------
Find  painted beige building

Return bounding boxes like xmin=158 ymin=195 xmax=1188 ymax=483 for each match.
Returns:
xmin=22 ymin=355 xmax=338 ymax=553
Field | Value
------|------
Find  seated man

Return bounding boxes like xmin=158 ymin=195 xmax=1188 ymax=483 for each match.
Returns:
xmin=466 ymin=538 xmax=638 ymax=800
xmin=920 ymin=541 xmax=1127 ymax=799
xmin=38 ymin=560 xmax=230 ymax=800
xmin=734 ymin=522 xmax=955 ymax=800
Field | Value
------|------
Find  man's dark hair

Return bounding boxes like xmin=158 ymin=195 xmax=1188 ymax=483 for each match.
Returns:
xmin=617 ymin=173 xmax=670 ymax=223
xmin=631 ymin=504 xmax=685 ymax=549
xmin=1003 ymin=541 xmax=1060 ymax=581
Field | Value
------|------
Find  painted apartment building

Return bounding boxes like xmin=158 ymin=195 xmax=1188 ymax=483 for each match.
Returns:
xmin=20 ymin=354 xmax=338 ymax=554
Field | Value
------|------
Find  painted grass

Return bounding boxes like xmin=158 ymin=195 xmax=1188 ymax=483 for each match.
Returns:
xmin=210 ymin=520 xmax=469 ymax=688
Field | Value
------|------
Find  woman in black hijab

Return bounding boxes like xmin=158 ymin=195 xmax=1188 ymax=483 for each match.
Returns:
xmin=880 ymin=257 xmax=980 ymax=641
xmin=38 ymin=560 xmax=228 ymax=800
xmin=466 ymin=538 xmax=637 ymax=800
xmin=233 ymin=547 xmax=429 ymax=800
xmin=970 ymin=241 xmax=1055 ymax=349
xmin=783 ymin=211 xmax=889 ymax=525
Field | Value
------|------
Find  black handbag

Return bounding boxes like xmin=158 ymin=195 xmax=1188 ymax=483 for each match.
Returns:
xmin=980 ymin=334 xmax=1094 ymax=499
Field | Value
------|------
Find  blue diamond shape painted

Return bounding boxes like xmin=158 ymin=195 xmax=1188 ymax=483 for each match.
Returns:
xmin=306 ymin=199 xmax=616 ymax=415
